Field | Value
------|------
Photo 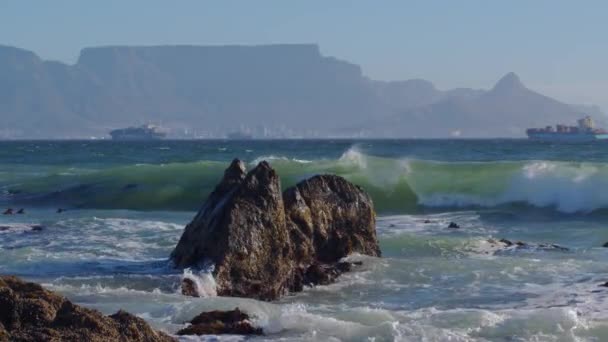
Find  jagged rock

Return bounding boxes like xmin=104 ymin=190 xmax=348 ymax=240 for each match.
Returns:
xmin=283 ymin=174 xmax=380 ymax=291
xmin=171 ymin=159 xmax=293 ymax=300
xmin=0 ymin=276 xmax=175 ymax=342
xmin=447 ymin=222 xmax=460 ymax=229
xmin=171 ymin=160 xmax=381 ymax=300
xmin=177 ymin=308 xmax=262 ymax=336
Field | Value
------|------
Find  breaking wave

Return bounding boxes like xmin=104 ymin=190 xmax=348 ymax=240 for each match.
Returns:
xmin=2 ymin=148 xmax=608 ymax=214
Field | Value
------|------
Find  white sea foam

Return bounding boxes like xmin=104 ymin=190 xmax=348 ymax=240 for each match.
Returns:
xmin=251 ymin=155 xmax=312 ymax=165
xmin=180 ymin=268 xmax=217 ymax=297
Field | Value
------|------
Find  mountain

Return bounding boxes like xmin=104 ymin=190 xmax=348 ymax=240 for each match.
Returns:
xmin=0 ymin=45 xmax=603 ymax=138
xmin=365 ymin=72 xmax=604 ymax=138
xmin=0 ymin=44 xmax=379 ymax=138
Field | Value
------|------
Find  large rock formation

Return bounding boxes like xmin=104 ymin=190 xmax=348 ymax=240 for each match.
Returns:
xmin=0 ymin=275 xmax=175 ymax=342
xmin=171 ymin=159 xmax=380 ymax=300
xmin=171 ymin=160 xmax=293 ymax=300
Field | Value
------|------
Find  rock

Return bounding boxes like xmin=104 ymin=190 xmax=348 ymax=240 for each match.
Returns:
xmin=181 ymin=278 xmax=199 ymax=297
xmin=123 ymin=183 xmax=138 ymax=190
xmin=447 ymin=222 xmax=460 ymax=229
xmin=486 ymin=238 xmax=569 ymax=253
xmin=599 ymin=282 xmax=608 ymax=288
xmin=177 ymin=308 xmax=262 ymax=336
xmin=603 ymin=242 xmax=608 ymax=248
xmin=16 ymin=209 xmax=25 ymax=214
xmin=171 ymin=160 xmax=293 ymax=300
xmin=423 ymin=219 xmax=432 ymax=224
xmin=0 ymin=225 xmax=44 ymax=233
xmin=30 ymin=225 xmax=44 ymax=232
xmin=283 ymin=175 xmax=381 ymax=263
xmin=0 ymin=275 xmax=175 ymax=342
xmin=2 ymin=209 xmax=13 ymax=215
xmin=171 ymin=160 xmax=381 ymax=300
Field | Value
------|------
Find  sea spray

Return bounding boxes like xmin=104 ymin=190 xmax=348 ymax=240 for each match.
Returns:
xmin=180 ymin=267 xmax=217 ymax=297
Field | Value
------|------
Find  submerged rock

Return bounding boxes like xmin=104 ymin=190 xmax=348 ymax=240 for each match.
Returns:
xmin=171 ymin=159 xmax=381 ymax=300
xmin=0 ymin=275 xmax=175 ymax=342
xmin=447 ymin=222 xmax=460 ymax=229
xmin=485 ymin=238 xmax=570 ymax=254
xmin=177 ymin=308 xmax=262 ymax=336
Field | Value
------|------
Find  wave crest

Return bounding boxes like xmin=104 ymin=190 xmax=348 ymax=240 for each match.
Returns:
xmin=3 ymin=148 xmax=608 ymax=214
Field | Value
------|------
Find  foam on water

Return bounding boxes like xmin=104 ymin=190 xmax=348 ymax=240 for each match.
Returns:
xmin=180 ymin=268 xmax=217 ymax=297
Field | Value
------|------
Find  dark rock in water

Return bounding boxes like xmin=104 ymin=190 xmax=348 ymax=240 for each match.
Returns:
xmin=56 ymin=208 xmax=66 ymax=213
xmin=123 ymin=183 xmax=138 ymax=190
xmin=599 ymin=282 xmax=608 ymax=288
xmin=0 ymin=275 xmax=175 ymax=342
xmin=0 ymin=225 xmax=44 ymax=233
xmin=171 ymin=159 xmax=380 ymax=300
xmin=2 ymin=208 xmax=13 ymax=215
xmin=283 ymin=175 xmax=380 ymax=264
xmin=29 ymin=225 xmax=44 ymax=232
xmin=602 ymin=242 xmax=608 ymax=248
xmin=16 ymin=209 xmax=25 ymax=214
xmin=177 ymin=308 xmax=262 ymax=336
xmin=423 ymin=219 xmax=432 ymax=224
xmin=300 ymin=261 xmax=362 ymax=287
xmin=447 ymin=222 xmax=460 ymax=229
xmin=181 ymin=278 xmax=199 ymax=297
xmin=171 ymin=159 xmax=292 ymax=300
xmin=499 ymin=238 xmax=514 ymax=247
xmin=487 ymin=238 xmax=569 ymax=253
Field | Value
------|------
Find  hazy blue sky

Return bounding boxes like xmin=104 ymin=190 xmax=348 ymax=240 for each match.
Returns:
xmin=1 ymin=0 xmax=607 ymax=110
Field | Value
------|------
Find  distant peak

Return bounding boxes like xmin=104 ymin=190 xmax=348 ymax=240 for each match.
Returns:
xmin=492 ymin=72 xmax=525 ymax=92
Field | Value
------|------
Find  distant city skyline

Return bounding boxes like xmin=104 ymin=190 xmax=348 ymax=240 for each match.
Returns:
xmin=1 ymin=0 xmax=607 ymax=111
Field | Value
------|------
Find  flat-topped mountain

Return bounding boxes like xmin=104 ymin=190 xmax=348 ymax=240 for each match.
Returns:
xmin=0 ymin=44 xmax=603 ymax=138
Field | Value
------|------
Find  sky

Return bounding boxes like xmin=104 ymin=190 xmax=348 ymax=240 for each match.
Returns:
xmin=1 ymin=0 xmax=607 ymax=110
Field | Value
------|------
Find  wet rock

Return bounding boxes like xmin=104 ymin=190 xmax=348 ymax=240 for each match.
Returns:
xmin=447 ymin=222 xmax=460 ymax=229
xmin=171 ymin=160 xmax=292 ymax=300
xmin=487 ymin=238 xmax=569 ymax=253
xmin=123 ymin=183 xmax=138 ymax=190
xmin=0 ymin=225 xmax=44 ymax=233
xmin=598 ymin=282 xmax=608 ymax=288
xmin=300 ymin=261 xmax=362 ymax=287
xmin=16 ymin=209 xmax=25 ymax=214
xmin=177 ymin=308 xmax=262 ymax=336
xmin=30 ymin=225 xmax=44 ymax=232
xmin=2 ymin=209 xmax=13 ymax=215
xmin=602 ymin=242 xmax=608 ymax=248
xmin=0 ymin=276 xmax=175 ymax=342
xmin=423 ymin=219 xmax=432 ymax=224
xmin=181 ymin=278 xmax=199 ymax=297
xmin=171 ymin=160 xmax=380 ymax=300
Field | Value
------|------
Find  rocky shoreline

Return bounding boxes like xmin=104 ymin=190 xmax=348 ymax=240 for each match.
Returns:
xmin=0 ymin=275 xmax=175 ymax=342
xmin=1 ymin=159 xmax=384 ymax=339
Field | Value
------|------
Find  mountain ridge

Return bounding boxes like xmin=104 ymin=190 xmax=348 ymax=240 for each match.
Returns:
xmin=0 ymin=44 xmax=603 ymax=138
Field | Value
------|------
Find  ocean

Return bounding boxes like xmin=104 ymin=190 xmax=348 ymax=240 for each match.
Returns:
xmin=2 ymin=139 xmax=608 ymax=341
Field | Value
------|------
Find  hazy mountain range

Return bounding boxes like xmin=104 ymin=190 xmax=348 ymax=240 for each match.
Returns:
xmin=0 ymin=44 xmax=603 ymax=139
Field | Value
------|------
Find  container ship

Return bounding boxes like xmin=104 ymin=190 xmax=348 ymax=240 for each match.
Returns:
xmin=526 ymin=116 xmax=608 ymax=141
xmin=109 ymin=124 xmax=167 ymax=140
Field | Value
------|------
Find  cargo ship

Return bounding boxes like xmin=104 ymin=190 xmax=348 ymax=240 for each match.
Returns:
xmin=109 ymin=124 xmax=167 ymax=140
xmin=526 ymin=116 xmax=608 ymax=141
